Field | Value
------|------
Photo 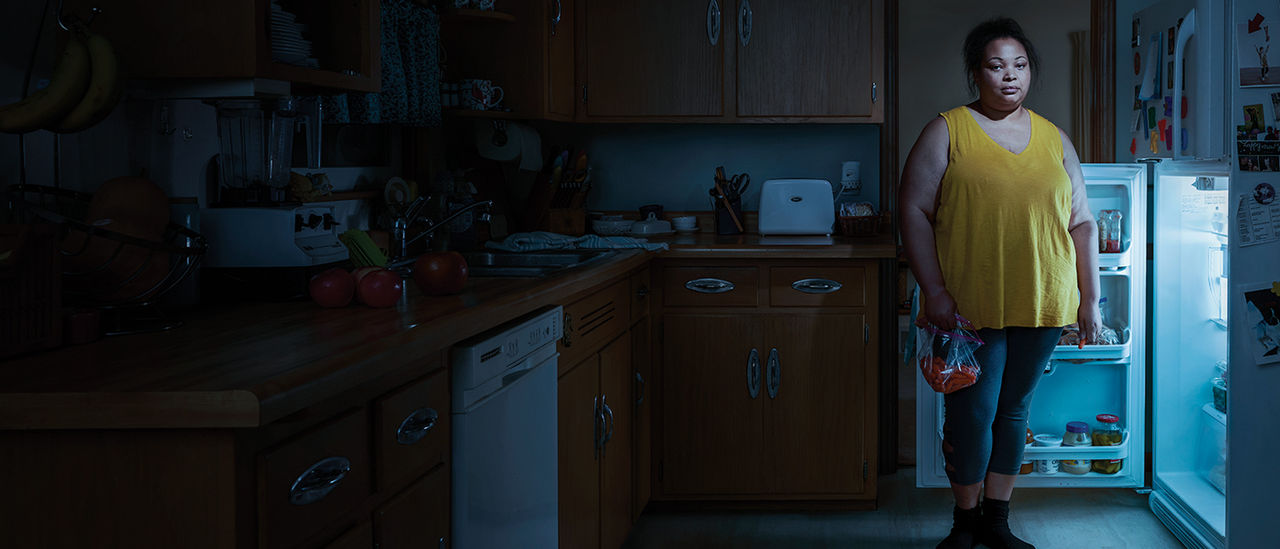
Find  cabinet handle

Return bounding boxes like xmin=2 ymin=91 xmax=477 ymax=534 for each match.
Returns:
xmin=739 ymin=0 xmax=753 ymax=47
xmin=766 ymin=348 xmax=780 ymax=399
xmin=601 ymin=396 xmax=614 ymax=458
xmin=636 ymin=285 xmax=649 ymax=298
xmin=635 ymin=371 xmax=646 ymax=409
xmin=747 ymin=348 xmax=761 ymax=399
xmin=561 ymin=311 xmax=573 ymax=347
xmin=289 ymin=456 xmax=351 ymax=505
xmin=685 ymin=277 xmax=735 ymax=294
xmin=706 ymin=0 xmax=721 ymax=46
xmin=791 ymin=278 xmax=843 ymax=294
xmin=439 ymin=536 xmax=447 ymax=549
xmin=550 ymin=0 xmax=562 ymax=35
xmin=395 ymin=406 xmax=439 ymax=445
xmin=872 ymin=82 xmax=877 ymax=103
xmin=593 ymin=396 xmax=601 ymax=460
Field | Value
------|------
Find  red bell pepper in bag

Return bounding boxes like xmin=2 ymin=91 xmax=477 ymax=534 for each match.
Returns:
xmin=916 ymin=315 xmax=984 ymax=394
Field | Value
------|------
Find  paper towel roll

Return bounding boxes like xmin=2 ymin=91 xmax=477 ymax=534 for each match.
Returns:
xmin=474 ymin=120 xmax=520 ymax=162
xmin=517 ymin=124 xmax=543 ymax=172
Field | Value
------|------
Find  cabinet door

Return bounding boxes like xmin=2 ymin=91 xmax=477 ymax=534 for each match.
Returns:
xmin=599 ymin=332 xmax=634 ymax=549
xmin=631 ymin=317 xmax=653 ymax=520
xmin=373 ymin=465 xmax=450 ymax=549
xmin=548 ymin=0 xmax=577 ymax=118
xmin=736 ymin=0 xmax=883 ymax=119
xmin=661 ymin=315 xmax=764 ymax=495
xmin=559 ymin=355 xmax=601 ymax=549
xmin=583 ymin=0 xmax=724 ymax=117
xmin=761 ymin=314 xmax=868 ymax=495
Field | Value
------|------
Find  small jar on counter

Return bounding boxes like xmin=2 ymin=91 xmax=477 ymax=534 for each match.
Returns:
xmin=1091 ymin=414 xmax=1125 ymax=474
xmin=1061 ymin=421 xmax=1093 ymax=475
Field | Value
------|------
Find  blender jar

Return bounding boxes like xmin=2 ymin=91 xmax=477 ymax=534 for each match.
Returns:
xmin=214 ymin=98 xmax=298 ymax=204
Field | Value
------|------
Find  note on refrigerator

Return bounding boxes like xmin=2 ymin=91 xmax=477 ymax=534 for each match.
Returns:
xmin=1237 ymin=183 xmax=1280 ymax=246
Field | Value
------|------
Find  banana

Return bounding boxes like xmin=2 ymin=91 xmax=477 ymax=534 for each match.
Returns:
xmin=49 ymin=32 xmax=122 ymax=133
xmin=0 ymin=34 xmax=91 ymax=134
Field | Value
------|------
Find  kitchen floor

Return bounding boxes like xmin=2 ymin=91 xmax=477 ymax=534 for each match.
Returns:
xmin=622 ymin=467 xmax=1184 ymax=549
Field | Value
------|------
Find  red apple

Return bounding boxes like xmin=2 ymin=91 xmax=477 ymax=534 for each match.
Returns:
xmin=413 ymin=251 xmax=468 ymax=296
xmin=309 ymin=267 xmax=355 ymax=308
xmin=358 ymin=268 xmax=404 ymax=308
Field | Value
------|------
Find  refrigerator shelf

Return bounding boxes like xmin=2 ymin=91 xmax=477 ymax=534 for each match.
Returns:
xmin=1098 ymin=249 xmax=1132 ymax=270
xmin=1052 ymin=341 xmax=1131 ymax=360
xmin=1023 ymin=432 xmax=1131 ymax=460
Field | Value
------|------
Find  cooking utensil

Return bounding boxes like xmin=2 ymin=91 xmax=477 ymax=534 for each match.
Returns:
xmin=712 ymin=177 xmax=744 ymax=232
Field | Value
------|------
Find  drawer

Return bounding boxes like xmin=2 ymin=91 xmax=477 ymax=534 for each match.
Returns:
xmin=374 ymin=465 xmax=450 ymax=549
xmin=630 ymin=267 xmax=651 ymax=323
xmin=375 ymin=368 xmax=450 ymax=493
xmin=662 ymin=267 xmax=759 ymax=307
xmin=769 ymin=266 xmax=868 ymax=307
xmin=260 ymin=408 xmax=372 ymax=549
xmin=559 ymin=278 xmax=630 ymax=371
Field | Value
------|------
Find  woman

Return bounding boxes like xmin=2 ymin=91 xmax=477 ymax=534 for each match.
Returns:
xmin=898 ymin=17 xmax=1102 ymax=549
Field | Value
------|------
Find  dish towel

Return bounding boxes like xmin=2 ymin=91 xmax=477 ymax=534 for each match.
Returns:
xmin=486 ymin=232 xmax=668 ymax=252
xmin=323 ymin=0 xmax=441 ymax=127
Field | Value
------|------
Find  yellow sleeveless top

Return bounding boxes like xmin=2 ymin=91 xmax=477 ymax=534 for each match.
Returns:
xmin=934 ymin=106 xmax=1078 ymax=330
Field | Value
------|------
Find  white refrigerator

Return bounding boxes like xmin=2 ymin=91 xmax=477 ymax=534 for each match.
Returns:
xmin=917 ymin=1 xmax=1280 ymax=548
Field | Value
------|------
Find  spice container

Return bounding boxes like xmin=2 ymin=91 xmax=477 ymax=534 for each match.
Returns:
xmin=1020 ymin=427 xmax=1034 ymax=474
xmin=1032 ymin=434 xmax=1062 ymax=474
xmin=1091 ymin=414 xmax=1124 ymax=474
xmin=1061 ymin=421 xmax=1093 ymax=474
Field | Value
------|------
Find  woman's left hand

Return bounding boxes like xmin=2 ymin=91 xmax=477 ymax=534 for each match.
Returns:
xmin=1077 ymin=300 xmax=1103 ymax=349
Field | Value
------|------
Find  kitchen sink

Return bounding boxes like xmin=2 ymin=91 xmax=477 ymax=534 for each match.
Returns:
xmin=459 ymin=249 xmax=617 ymax=277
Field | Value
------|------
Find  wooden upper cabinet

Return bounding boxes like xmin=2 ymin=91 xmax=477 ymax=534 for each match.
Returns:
xmin=735 ymin=0 xmax=883 ymax=120
xmin=582 ymin=0 xmax=725 ymax=117
xmin=63 ymin=0 xmax=381 ymax=92
xmin=443 ymin=0 xmax=576 ymax=120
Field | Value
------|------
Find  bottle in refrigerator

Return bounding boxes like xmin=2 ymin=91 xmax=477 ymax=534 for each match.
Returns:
xmin=1061 ymin=421 xmax=1092 ymax=475
xmin=1097 ymin=209 xmax=1123 ymax=253
xmin=1091 ymin=414 xmax=1124 ymax=474
xmin=1032 ymin=434 xmax=1062 ymax=474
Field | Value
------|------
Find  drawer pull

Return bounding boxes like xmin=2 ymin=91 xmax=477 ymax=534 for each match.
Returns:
xmin=747 ymin=348 xmax=761 ymax=399
xmin=766 ymin=348 xmax=780 ymax=399
xmin=396 ymin=407 xmax=439 ymax=445
xmin=289 ymin=456 xmax=351 ymax=505
xmin=685 ymin=277 xmax=735 ymax=294
xmin=791 ymin=278 xmax=843 ymax=294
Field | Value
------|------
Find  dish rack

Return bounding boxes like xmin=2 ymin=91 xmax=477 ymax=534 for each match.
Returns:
xmin=837 ymin=213 xmax=888 ymax=237
xmin=6 ymin=184 xmax=208 ymax=335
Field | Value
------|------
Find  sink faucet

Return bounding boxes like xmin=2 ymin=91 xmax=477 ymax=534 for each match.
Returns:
xmin=388 ymin=196 xmax=494 ymax=267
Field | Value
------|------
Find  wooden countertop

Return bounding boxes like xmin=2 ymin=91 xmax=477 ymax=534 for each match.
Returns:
xmin=0 ymin=236 xmax=895 ymax=430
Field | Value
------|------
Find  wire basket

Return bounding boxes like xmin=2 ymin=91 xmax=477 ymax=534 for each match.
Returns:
xmin=6 ymin=184 xmax=208 ymax=334
xmin=837 ymin=214 xmax=885 ymax=237
xmin=0 ymin=224 xmax=61 ymax=358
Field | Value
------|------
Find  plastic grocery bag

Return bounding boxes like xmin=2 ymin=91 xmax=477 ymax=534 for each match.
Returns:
xmin=916 ymin=315 xmax=985 ymax=394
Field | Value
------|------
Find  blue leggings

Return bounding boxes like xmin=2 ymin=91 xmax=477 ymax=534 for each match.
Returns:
xmin=942 ymin=326 xmax=1062 ymax=486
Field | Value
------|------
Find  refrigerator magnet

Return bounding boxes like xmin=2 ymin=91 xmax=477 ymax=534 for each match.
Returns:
xmin=1147 ymin=106 xmax=1158 ymax=131
xmin=1130 ymin=138 xmax=1138 ymax=156
xmin=1164 ymin=96 xmax=1173 ymax=117
xmin=1134 ymin=51 xmax=1142 ymax=75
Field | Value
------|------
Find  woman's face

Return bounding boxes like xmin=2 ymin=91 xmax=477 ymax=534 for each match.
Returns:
xmin=973 ymin=37 xmax=1030 ymax=110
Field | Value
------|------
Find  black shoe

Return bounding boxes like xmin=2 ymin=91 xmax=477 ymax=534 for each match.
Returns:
xmin=936 ymin=505 xmax=981 ymax=549
xmin=977 ymin=498 xmax=1035 ymax=549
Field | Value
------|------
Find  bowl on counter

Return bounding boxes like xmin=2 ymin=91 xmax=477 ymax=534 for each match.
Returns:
xmin=592 ymin=219 xmax=633 ymax=236
xmin=630 ymin=213 xmax=673 ymax=236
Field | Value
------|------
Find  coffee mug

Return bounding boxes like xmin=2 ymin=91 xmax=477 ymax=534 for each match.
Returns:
xmin=475 ymin=0 xmax=495 ymax=9
xmin=461 ymin=79 xmax=504 ymax=110
xmin=453 ymin=0 xmax=470 ymax=7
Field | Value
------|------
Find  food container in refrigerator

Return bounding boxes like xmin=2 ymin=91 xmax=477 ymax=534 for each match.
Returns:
xmin=1199 ymin=403 xmax=1226 ymax=495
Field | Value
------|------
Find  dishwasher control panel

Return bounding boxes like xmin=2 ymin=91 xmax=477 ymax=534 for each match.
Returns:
xmin=452 ymin=306 xmax=563 ymax=392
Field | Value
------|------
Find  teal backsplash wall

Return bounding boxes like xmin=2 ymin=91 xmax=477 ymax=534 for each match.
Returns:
xmin=535 ymin=123 xmax=882 ymax=213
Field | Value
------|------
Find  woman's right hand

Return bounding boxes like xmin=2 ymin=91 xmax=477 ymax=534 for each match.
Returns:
xmin=918 ymin=288 xmax=958 ymax=331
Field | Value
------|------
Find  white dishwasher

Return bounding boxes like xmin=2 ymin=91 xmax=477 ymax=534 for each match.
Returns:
xmin=450 ymin=305 xmax=561 ymax=549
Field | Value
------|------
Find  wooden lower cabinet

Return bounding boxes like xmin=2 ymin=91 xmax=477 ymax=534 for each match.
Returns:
xmin=630 ymin=315 xmax=653 ymax=521
xmin=559 ymin=331 xmax=634 ymax=549
xmin=656 ymin=260 xmax=879 ymax=502
xmin=374 ymin=464 xmax=450 ymax=549
xmin=324 ymin=522 xmax=373 ymax=549
xmin=660 ymin=314 xmax=765 ymax=496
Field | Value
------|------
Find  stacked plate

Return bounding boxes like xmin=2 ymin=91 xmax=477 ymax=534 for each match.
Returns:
xmin=270 ymin=2 xmax=319 ymax=68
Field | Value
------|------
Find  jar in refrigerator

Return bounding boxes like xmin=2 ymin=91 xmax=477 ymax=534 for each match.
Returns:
xmin=1032 ymin=434 xmax=1062 ymax=474
xmin=1061 ymin=421 xmax=1092 ymax=475
xmin=1020 ymin=427 xmax=1034 ymax=474
xmin=1098 ymin=209 xmax=1123 ymax=253
xmin=1091 ymin=414 xmax=1124 ymax=474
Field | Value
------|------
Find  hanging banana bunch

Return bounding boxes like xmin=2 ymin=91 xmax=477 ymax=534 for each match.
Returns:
xmin=0 ymin=21 xmax=122 ymax=134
